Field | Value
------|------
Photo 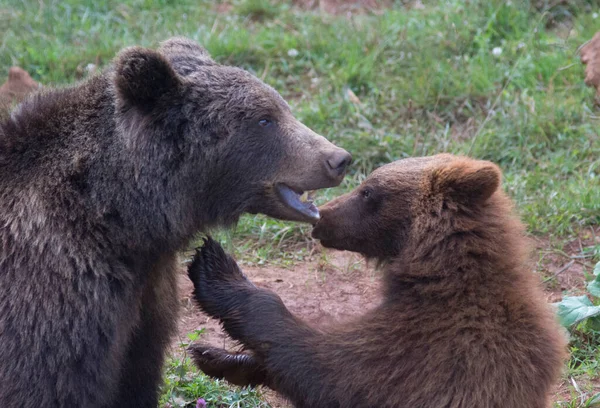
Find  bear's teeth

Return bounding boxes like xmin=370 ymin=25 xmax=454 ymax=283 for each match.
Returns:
xmin=275 ymin=184 xmax=319 ymax=221
xmin=299 ymin=191 xmax=315 ymax=203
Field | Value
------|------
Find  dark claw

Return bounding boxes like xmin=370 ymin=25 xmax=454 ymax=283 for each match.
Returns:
xmin=188 ymin=343 xmax=268 ymax=387
xmin=188 ymin=236 xmax=247 ymax=285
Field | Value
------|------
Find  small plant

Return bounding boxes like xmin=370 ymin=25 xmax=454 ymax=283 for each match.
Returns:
xmin=558 ymin=383 xmax=600 ymax=408
xmin=556 ymin=262 xmax=600 ymax=329
xmin=554 ymin=261 xmax=600 ymax=407
xmin=160 ymin=329 xmax=269 ymax=408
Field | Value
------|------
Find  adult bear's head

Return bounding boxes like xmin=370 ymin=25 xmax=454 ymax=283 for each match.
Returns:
xmin=112 ymin=37 xmax=351 ymax=228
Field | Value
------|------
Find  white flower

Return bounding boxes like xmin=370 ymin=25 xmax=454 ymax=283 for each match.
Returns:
xmin=492 ymin=47 xmax=502 ymax=57
xmin=517 ymin=42 xmax=526 ymax=50
xmin=287 ymin=49 xmax=299 ymax=57
xmin=593 ymin=12 xmax=598 ymax=19
xmin=85 ymin=64 xmax=97 ymax=74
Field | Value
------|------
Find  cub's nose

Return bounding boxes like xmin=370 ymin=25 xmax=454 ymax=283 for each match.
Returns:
xmin=326 ymin=149 xmax=352 ymax=179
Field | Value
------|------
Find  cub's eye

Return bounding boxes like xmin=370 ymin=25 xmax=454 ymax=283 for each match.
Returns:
xmin=258 ymin=119 xmax=272 ymax=128
xmin=362 ymin=189 xmax=372 ymax=199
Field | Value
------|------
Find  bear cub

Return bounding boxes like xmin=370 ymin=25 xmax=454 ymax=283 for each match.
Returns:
xmin=188 ymin=154 xmax=567 ymax=408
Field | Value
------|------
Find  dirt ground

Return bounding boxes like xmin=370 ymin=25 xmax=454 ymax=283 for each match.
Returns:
xmin=215 ymin=0 xmax=423 ymax=16
xmin=174 ymin=247 xmax=379 ymax=407
xmin=177 ymin=248 xmax=380 ymax=346
xmin=173 ymin=227 xmax=599 ymax=406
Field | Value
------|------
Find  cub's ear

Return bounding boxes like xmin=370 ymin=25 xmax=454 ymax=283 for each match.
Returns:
xmin=114 ymin=47 xmax=181 ymax=109
xmin=429 ymin=158 xmax=501 ymax=205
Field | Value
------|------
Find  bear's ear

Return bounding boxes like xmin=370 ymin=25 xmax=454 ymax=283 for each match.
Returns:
xmin=429 ymin=158 xmax=501 ymax=205
xmin=114 ymin=47 xmax=181 ymax=109
xmin=158 ymin=37 xmax=215 ymax=66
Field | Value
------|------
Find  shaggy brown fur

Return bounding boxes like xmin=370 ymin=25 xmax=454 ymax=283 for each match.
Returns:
xmin=0 ymin=67 xmax=39 ymax=118
xmin=0 ymin=38 xmax=350 ymax=408
xmin=188 ymin=154 xmax=567 ymax=408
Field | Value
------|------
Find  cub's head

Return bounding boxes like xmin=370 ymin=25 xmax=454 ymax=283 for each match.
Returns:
xmin=112 ymin=37 xmax=351 ymax=226
xmin=312 ymin=154 xmax=502 ymax=261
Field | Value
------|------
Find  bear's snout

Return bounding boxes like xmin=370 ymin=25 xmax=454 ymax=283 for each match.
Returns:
xmin=311 ymin=191 xmax=352 ymax=241
xmin=325 ymin=149 xmax=352 ymax=181
xmin=310 ymin=220 xmax=329 ymax=241
xmin=311 ymin=206 xmax=338 ymax=242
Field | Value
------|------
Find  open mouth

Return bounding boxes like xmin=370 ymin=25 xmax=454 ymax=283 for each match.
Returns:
xmin=276 ymin=184 xmax=319 ymax=222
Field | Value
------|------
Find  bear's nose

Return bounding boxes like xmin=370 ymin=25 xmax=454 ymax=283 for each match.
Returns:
xmin=326 ymin=149 xmax=352 ymax=179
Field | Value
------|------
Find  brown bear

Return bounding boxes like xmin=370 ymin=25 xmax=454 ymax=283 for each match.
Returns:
xmin=0 ymin=67 xmax=40 ymax=119
xmin=187 ymin=154 xmax=567 ymax=408
xmin=0 ymin=37 xmax=351 ymax=408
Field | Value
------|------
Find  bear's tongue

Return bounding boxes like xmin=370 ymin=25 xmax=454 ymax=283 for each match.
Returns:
xmin=276 ymin=184 xmax=319 ymax=221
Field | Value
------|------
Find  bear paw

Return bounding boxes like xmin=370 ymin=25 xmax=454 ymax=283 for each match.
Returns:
xmin=188 ymin=343 xmax=267 ymax=387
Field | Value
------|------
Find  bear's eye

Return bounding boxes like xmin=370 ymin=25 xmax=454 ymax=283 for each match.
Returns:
xmin=362 ymin=189 xmax=372 ymax=199
xmin=258 ymin=119 xmax=272 ymax=128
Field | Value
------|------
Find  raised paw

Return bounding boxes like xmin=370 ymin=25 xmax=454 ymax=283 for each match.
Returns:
xmin=188 ymin=343 xmax=268 ymax=387
xmin=187 ymin=236 xmax=255 ymax=319
xmin=188 ymin=236 xmax=246 ymax=285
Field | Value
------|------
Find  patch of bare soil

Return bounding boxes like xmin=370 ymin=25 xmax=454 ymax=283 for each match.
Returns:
xmin=292 ymin=0 xmax=393 ymax=15
xmin=176 ymin=247 xmax=380 ymax=347
xmin=174 ymin=248 xmax=380 ymax=407
xmin=214 ymin=1 xmax=421 ymax=16
xmin=536 ymin=226 xmax=599 ymax=303
xmin=0 ymin=67 xmax=39 ymax=119
xmin=214 ymin=3 xmax=233 ymax=14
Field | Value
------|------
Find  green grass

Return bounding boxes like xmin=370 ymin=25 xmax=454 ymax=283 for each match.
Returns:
xmin=161 ymin=331 xmax=268 ymax=408
xmin=161 ymin=357 xmax=268 ymax=408
xmin=2 ymin=0 xmax=598 ymax=243
xmin=2 ymin=0 xmax=600 ymax=406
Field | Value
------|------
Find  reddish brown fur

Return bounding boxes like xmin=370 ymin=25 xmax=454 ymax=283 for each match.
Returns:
xmin=0 ymin=67 xmax=39 ymax=117
xmin=188 ymin=154 xmax=568 ymax=408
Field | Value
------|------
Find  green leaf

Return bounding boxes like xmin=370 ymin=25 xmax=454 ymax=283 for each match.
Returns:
xmin=186 ymin=328 xmax=206 ymax=342
xmin=585 ymin=315 xmax=600 ymax=332
xmin=555 ymin=295 xmax=600 ymax=328
xmin=588 ymin=278 xmax=600 ymax=298
xmin=587 ymin=392 xmax=600 ymax=407
xmin=186 ymin=331 xmax=199 ymax=342
xmin=586 ymin=263 xmax=600 ymax=297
